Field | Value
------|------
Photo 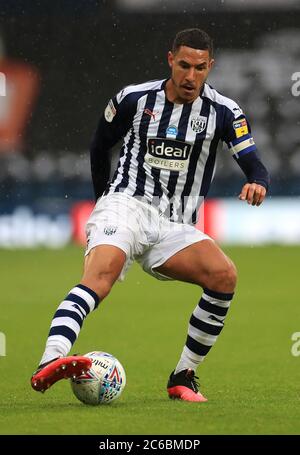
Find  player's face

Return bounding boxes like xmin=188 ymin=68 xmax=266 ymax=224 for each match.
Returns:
xmin=167 ymin=46 xmax=214 ymax=103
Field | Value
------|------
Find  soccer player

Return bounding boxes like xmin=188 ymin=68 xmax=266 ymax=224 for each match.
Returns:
xmin=31 ymin=28 xmax=269 ymax=402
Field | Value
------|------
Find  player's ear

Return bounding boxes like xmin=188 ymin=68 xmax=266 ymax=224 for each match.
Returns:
xmin=167 ymin=51 xmax=174 ymax=68
xmin=208 ymin=58 xmax=215 ymax=71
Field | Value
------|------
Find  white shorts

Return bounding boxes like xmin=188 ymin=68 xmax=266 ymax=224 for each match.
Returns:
xmin=85 ymin=193 xmax=211 ymax=281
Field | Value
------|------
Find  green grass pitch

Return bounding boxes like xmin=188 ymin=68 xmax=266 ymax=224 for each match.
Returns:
xmin=0 ymin=245 xmax=300 ymax=435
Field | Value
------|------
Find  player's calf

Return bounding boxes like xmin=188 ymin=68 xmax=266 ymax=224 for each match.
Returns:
xmin=38 ymin=284 xmax=100 ymax=367
xmin=173 ymin=288 xmax=234 ymax=380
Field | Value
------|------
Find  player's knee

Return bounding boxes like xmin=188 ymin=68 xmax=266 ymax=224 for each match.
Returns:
xmin=205 ymin=260 xmax=237 ymax=292
xmin=223 ymin=261 xmax=237 ymax=290
xmin=218 ymin=261 xmax=237 ymax=290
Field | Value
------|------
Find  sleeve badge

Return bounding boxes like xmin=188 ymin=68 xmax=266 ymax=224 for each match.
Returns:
xmin=233 ymin=118 xmax=248 ymax=138
xmin=104 ymin=99 xmax=117 ymax=123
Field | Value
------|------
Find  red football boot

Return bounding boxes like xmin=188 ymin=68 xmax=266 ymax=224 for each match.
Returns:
xmin=31 ymin=356 xmax=92 ymax=393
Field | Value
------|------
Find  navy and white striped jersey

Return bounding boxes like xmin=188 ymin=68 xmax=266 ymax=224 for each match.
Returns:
xmin=90 ymin=79 xmax=269 ymax=223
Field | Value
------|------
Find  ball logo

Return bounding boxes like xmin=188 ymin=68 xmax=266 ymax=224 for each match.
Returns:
xmin=75 ymin=369 xmax=97 ymax=382
xmin=107 ymin=366 xmax=122 ymax=384
xmin=190 ymin=116 xmax=207 ymax=133
xmin=92 ymin=358 xmax=109 ymax=368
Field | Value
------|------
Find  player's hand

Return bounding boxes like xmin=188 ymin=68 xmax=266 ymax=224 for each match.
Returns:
xmin=238 ymin=183 xmax=266 ymax=206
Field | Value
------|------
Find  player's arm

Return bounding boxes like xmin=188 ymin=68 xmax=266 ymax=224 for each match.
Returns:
xmin=90 ymin=93 xmax=133 ymax=200
xmin=236 ymin=154 xmax=268 ymax=206
xmin=223 ymin=110 xmax=270 ymax=206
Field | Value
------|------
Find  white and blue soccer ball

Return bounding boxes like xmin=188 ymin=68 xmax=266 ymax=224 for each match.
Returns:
xmin=70 ymin=351 xmax=126 ymax=405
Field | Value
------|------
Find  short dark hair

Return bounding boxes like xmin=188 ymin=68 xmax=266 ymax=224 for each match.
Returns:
xmin=172 ymin=28 xmax=213 ymax=57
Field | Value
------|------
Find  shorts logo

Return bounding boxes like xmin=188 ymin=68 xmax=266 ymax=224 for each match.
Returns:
xmin=104 ymin=99 xmax=116 ymax=123
xmin=104 ymin=225 xmax=118 ymax=236
xmin=233 ymin=118 xmax=248 ymax=138
xmin=145 ymin=138 xmax=191 ymax=171
xmin=190 ymin=116 xmax=207 ymax=133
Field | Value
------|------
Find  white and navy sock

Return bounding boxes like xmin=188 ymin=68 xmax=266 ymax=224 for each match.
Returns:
xmin=39 ymin=284 xmax=99 ymax=365
xmin=174 ymin=288 xmax=234 ymax=374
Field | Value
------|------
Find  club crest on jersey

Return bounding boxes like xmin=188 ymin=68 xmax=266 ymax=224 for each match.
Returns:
xmin=190 ymin=116 xmax=207 ymax=133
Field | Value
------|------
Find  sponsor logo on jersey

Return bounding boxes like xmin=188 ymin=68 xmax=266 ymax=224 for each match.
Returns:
xmin=166 ymin=125 xmax=178 ymax=137
xmin=104 ymin=225 xmax=118 ymax=235
xmin=233 ymin=118 xmax=248 ymax=138
xmin=104 ymin=99 xmax=116 ymax=123
xmin=145 ymin=138 xmax=191 ymax=171
xmin=190 ymin=116 xmax=207 ymax=133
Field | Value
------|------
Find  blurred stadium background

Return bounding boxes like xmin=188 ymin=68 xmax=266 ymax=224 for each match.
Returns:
xmin=0 ymin=0 xmax=299 ymax=248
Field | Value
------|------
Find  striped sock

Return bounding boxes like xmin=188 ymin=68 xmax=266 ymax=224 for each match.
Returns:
xmin=174 ymin=288 xmax=234 ymax=374
xmin=39 ymin=284 xmax=99 ymax=365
